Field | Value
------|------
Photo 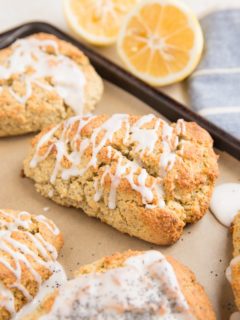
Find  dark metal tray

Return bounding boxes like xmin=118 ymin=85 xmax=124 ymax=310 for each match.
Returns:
xmin=0 ymin=21 xmax=239 ymax=160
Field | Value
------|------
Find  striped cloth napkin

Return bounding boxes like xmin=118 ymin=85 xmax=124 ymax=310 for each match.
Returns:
xmin=187 ymin=9 xmax=240 ymax=139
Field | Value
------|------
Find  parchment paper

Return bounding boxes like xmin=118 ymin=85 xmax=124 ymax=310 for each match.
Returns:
xmin=0 ymin=81 xmax=239 ymax=320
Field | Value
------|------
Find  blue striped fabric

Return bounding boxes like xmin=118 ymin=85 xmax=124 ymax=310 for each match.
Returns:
xmin=187 ymin=9 xmax=240 ymax=139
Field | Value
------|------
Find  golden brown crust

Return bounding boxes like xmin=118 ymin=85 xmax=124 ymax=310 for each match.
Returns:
xmin=230 ymin=212 xmax=240 ymax=310
xmin=0 ymin=33 xmax=103 ymax=137
xmin=0 ymin=209 xmax=63 ymax=319
xmin=167 ymin=256 xmax=216 ymax=320
xmin=23 ymin=250 xmax=216 ymax=320
xmin=23 ymin=114 xmax=218 ymax=245
xmin=233 ymin=213 xmax=240 ymax=258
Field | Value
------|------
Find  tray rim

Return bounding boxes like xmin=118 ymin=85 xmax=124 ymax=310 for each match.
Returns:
xmin=0 ymin=21 xmax=239 ymax=160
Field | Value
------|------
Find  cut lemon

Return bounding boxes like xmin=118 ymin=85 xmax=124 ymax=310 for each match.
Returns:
xmin=117 ymin=0 xmax=204 ymax=86
xmin=63 ymin=0 xmax=139 ymax=46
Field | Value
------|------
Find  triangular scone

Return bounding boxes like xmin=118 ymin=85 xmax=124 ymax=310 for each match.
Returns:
xmin=23 ymin=114 xmax=218 ymax=245
xmin=23 ymin=250 xmax=216 ymax=320
xmin=0 ymin=33 xmax=103 ymax=137
xmin=0 ymin=209 xmax=64 ymax=319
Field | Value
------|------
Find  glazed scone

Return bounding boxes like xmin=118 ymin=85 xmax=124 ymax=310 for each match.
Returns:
xmin=0 ymin=209 xmax=64 ymax=320
xmin=23 ymin=114 xmax=219 ymax=245
xmin=0 ymin=33 xmax=103 ymax=137
xmin=23 ymin=250 xmax=216 ymax=320
xmin=226 ymin=211 xmax=240 ymax=311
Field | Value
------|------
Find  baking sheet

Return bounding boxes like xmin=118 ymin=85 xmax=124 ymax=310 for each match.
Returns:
xmin=1 ymin=22 xmax=239 ymax=160
xmin=0 ymin=80 xmax=239 ymax=320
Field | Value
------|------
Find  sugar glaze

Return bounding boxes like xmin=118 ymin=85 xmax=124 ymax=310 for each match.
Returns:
xmin=30 ymin=114 xmax=186 ymax=210
xmin=226 ymin=256 xmax=240 ymax=283
xmin=0 ymin=37 xmax=85 ymax=114
xmin=0 ymin=210 xmax=62 ymax=317
xmin=210 ymin=183 xmax=240 ymax=227
xmin=40 ymin=251 xmax=193 ymax=320
xmin=14 ymin=262 xmax=66 ymax=320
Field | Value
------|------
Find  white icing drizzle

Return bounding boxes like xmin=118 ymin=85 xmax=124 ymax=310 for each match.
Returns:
xmin=0 ymin=37 xmax=85 ymax=114
xmin=39 ymin=251 xmax=193 ymax=320
xmin=176 ymin=119 xmax=186 ymax=136
xmin=130 ymin=114 xmax=161 ymax=156
xmin=0 ymin=210 xmax=61 ymax=316
xmin=29 ymin=114 xmax=186 ymax=210
xmin=30 ymin=114 xmax=94 ymax=176
xmin=0 ymin=283 xmax=15 ymax=316
xmin=210 ymin=183 xmax=240 ymax=227
xmin=0 ymin=210 xmax=32 ymax=231
xmin=129 ymin=116 xmax=185 ymax=174
xmin=35 ymin=214 xmax=60 ymax=236
xmin=159 ymin=120 xmax=185 ymax=174
xmin=95 ymin=155 xmax=165 ymax=209
xmin=14 ymin=262 xmax=67 ymax=320
xmin=226 ymin=256 xmax=240 ymax=283
xmin=106 ymin=145 xmax=112 ymax=159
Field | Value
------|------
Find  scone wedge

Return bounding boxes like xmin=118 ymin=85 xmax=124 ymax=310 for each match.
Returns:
xmin=23 ymin=114 xmax=218 ymax=245
xmin=23 ymin=250 xmax=216 ymax=320
xmin=0 ymin=209 xmax=65 ymax=320
xmin=0 ymin=33 xmax=103 ymax=136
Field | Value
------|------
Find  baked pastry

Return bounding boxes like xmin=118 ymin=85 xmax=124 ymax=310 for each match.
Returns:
xmin=0 ymin=33 xmax=103 ymax=137
xmin=226 ymin=211 xmax=240 ymax=311
xmin=23 ymin=114 xmax=218 ymax=245
xmin=0 ymin=209 xmax=64 ymax=320
xmin=23 ymin=250 xmax=216 ymax=320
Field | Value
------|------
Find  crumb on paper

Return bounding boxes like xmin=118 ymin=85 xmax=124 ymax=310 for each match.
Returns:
xmin=20 ymin=169 xmax=26 ymax=178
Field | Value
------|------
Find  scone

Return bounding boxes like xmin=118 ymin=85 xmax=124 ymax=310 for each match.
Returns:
xmin=23 ymin=250 xmax=216 ymax=320
xmin=226 ymin=211 xmax=240 ymax=310
xmin=0 ymin=33 xmax=103 ymax=137
xmin=0 ymin=209 xmax=64 ymax=320
xmin=23 ymin=114 xmax=219 ymax=245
